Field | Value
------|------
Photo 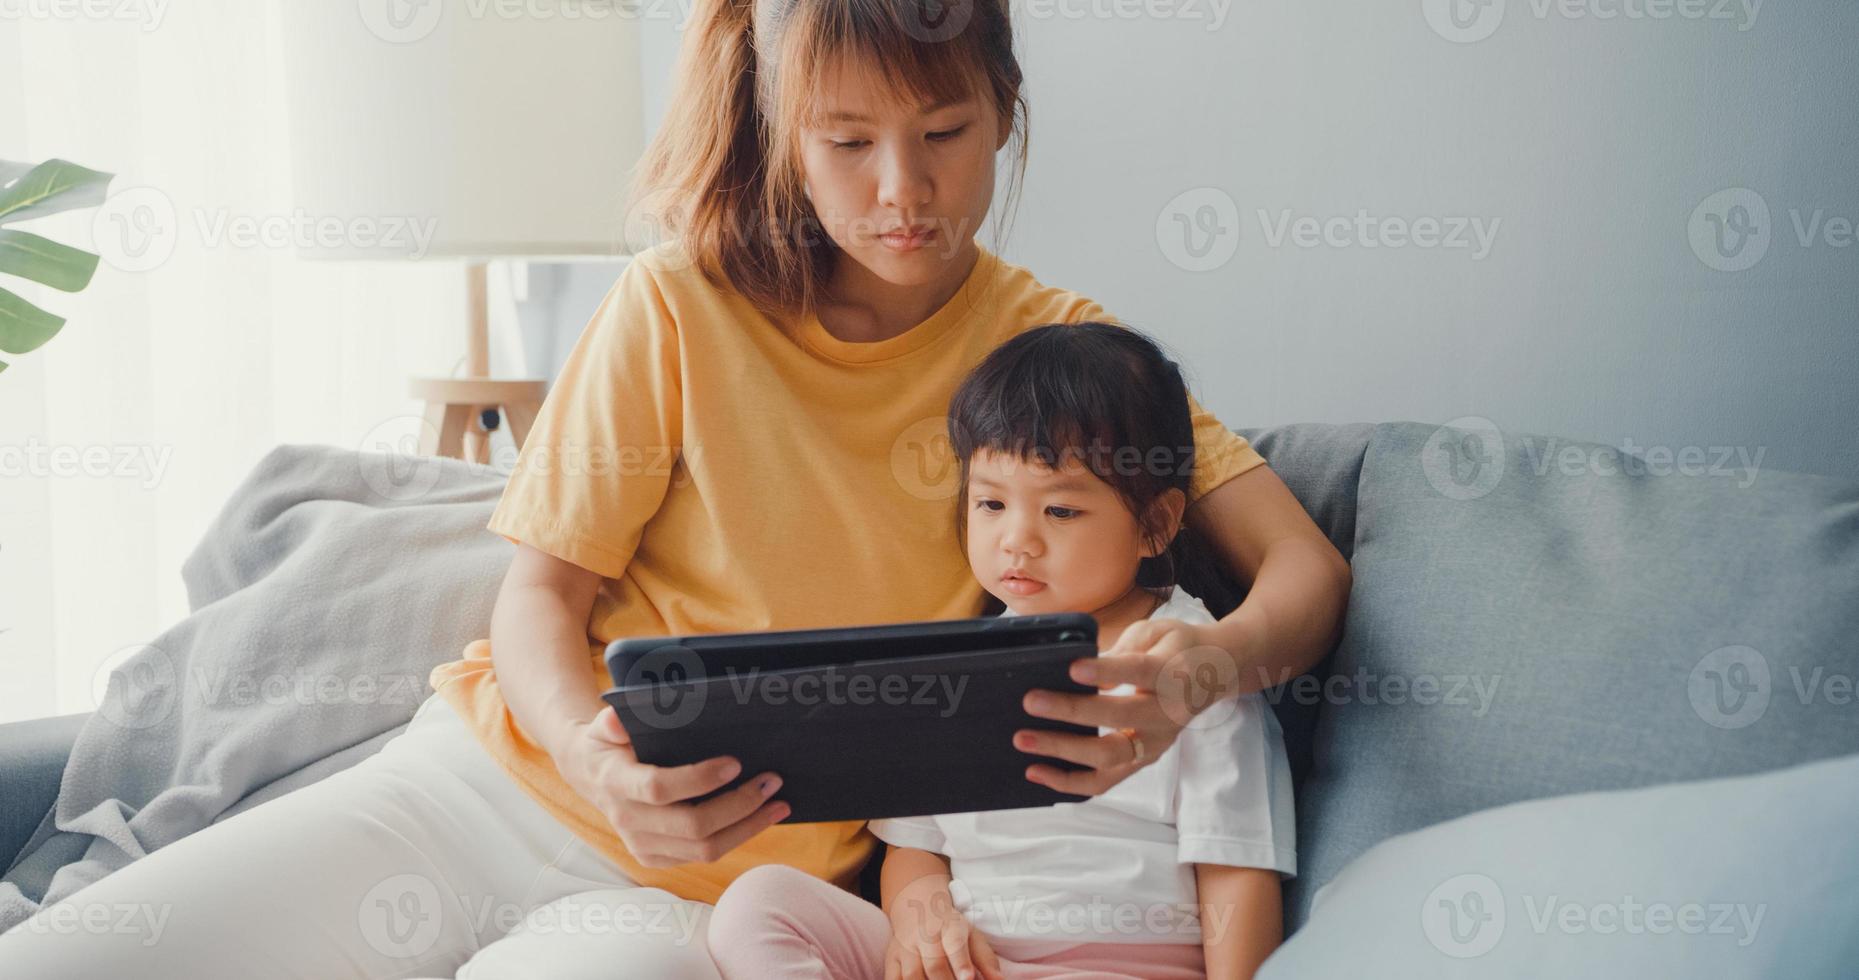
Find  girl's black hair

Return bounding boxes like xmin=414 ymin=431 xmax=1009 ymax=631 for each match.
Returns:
xmin=947 ymin=322 xmax=1242 ymax=619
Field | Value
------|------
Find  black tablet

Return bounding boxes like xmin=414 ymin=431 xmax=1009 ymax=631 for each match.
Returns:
xmin=601 ymin=613 xmax=1101 ymax=823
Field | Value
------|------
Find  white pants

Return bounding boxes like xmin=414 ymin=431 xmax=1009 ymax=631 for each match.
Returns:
xmin=0 ymin=694 xmax=724 ymax=979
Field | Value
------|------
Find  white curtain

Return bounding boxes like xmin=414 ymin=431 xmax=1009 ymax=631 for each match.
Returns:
xmin=0 ymin=3 xmax=526 ymax=722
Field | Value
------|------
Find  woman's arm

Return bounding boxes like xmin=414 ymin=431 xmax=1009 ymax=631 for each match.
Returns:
xmin=1195 ymin=864 xmax=1283 ymax=980
xmin=1183 ymin=463 xmax=1353 ymax=694
xmin=490 ymin=543 xmax=608 ymax=759
xmin=1018 ymin=464 xmax=1352 ymax=795
xmin=491 ymin=543 xmax=789 ymax=866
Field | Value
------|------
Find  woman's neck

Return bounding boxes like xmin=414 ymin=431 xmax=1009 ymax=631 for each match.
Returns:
xmin=813 ymin=239 xmax=980 ymax=343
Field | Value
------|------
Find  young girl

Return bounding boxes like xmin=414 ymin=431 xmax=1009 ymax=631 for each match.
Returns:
xmin=0 ymin=2 xmax=1347 ymax=976
xmin=706 ymin=323 xmax=1297 ymax=980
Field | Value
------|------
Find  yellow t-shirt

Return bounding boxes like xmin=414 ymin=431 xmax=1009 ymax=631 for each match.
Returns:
xmin=428 ymin=241 xmax=1267 ymax=905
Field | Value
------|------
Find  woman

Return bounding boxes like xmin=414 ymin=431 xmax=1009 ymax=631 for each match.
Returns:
xmin=0 ymin=1 xmax=1348 ymax=977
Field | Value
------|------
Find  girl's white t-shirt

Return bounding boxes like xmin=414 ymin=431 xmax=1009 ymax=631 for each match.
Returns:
xmin=868 ymin=587 xmax=1297 ymax=958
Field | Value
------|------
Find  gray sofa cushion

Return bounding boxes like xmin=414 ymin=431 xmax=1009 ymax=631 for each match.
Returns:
xmin=1287 ymin=420 xmax=1859 ymax=927
xmin=1233 ymin=423 xmax=1375 ymax=787
xmin=1262 ymin=751 xmax=1859 ymax=978
xmin=1235 ymin=423 xmax=1375 ymax=562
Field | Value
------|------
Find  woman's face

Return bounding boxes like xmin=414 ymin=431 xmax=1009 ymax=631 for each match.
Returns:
xmin=797 ymin=57 xmax=1007 ymax=289
xmin=964 ymin=449 xmax=1160 ymax=616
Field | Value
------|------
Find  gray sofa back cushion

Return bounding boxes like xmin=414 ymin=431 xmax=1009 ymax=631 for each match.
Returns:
xmin=1286 ymin=420 xmax=1859 ymax=927
xmin=1233 ymin=423 xmax=1376 ymax=785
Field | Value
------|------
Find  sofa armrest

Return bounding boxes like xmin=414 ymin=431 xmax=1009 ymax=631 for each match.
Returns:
xmin=0 ymin=712 xmax=88 ymax=874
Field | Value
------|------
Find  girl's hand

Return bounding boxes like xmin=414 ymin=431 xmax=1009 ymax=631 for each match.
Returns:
xmin=1014 ymin=618 xmax=1242 ymax=796
xmin=553 ymin=705 xmax=791 ymax=868
xmin=883 ymin=875 xmax=1006 ymax=980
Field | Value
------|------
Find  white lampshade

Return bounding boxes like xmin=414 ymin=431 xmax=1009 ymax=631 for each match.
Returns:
xmin=277 ymin=1 xmax=645 ymax=259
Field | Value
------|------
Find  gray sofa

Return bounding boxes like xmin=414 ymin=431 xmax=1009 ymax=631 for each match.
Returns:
xmin=4 ymin=421 xmax=1856 ymax=952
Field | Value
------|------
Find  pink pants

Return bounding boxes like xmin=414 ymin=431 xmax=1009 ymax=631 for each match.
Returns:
xmin=707 ymin=865 xmax=1205 ymax=980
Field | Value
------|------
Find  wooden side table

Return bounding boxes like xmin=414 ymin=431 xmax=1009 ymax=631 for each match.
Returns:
xmin=408 ymin=377 xmax=546 ymax=463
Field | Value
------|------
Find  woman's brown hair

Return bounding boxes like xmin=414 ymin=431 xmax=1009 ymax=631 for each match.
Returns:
xmin=625 ymin=0 xmax=1028 ymax=320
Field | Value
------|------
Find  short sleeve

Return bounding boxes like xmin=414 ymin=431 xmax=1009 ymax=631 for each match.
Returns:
xmin=1173 ymin=693 xmax=1298 ymax=876
xmin=868 ymin=816 xmax=948 ymax=853
xmin=485 ymin=257 xmax=682 ymax=579
xmin=1073 ymin=302 xmax=1267 ymax=504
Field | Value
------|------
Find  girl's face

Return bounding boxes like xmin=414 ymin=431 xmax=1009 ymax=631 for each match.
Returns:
xmin=965 ymin=448 xmax=1169 ymax=616
xmin=797 ymin=56 xmax=1008 ymax=289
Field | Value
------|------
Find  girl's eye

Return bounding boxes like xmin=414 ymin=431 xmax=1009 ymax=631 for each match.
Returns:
xmin=928 ymin=126 xmax=967 ymax=142
xmin=831 ymin=140 xmax=869 ymax=151
xmin=1046 ymin=506 xmax=1079 ymax=520
xmin=976 ymin=499 xmax=1003 ymax=512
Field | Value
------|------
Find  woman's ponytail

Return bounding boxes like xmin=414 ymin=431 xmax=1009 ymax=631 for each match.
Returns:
xmin=626 ymin=0 xmax=774 ymax=300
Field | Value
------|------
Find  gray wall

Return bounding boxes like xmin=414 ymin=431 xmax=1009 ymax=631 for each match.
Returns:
xmin=535 ymin=1 xmax=1858 ymax=480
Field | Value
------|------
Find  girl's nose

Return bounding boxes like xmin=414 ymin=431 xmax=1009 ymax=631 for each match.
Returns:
xmin=876 ymin=142 xmax=932 ymax=212
xmin=1000 ymin=521 xmax=1040 ymax=558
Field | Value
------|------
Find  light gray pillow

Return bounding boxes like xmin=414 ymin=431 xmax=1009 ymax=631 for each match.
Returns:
xmin=1259 ymin=752 xmax=1859 ymax=978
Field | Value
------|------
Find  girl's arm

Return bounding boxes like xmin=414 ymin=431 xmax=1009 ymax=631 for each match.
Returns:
xmin=1194 ymin=864 xmax=1283 ymax=980
xmin=879 ymin=845 xmax=957 ymax=918
xmin=880 ymin=845 xmax=1005 ymax=979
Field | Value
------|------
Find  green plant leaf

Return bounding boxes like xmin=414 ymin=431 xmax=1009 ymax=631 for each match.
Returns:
xmin=0 ymin=229 xmax=101 ymax=292
xmin=0 ymin=160 xmax=114 ymax=225
xmin=0 ymin=161 xmax=35 ymax=186
xmin=0 ymin=285 xmax=66 ymax=354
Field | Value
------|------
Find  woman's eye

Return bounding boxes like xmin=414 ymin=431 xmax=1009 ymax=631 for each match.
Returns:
xmin=1046 ymin=506 xmax=1079 ymax=520
xmin=831 ymin=140 xmax=869 ymax=151
xmin=928 ymin=126 xmax=967 ymax=142
xmin=976 ymin=499 xmax=1003 ymax=512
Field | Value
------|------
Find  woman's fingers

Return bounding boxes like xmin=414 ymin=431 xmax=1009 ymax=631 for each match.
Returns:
xmin=624 ymin=771 xmax=785 ymax=838
xmin=623 ymin=796 xmax=790 ymax=866
xmin=618 ymin=751 xmax=744 ymax=807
